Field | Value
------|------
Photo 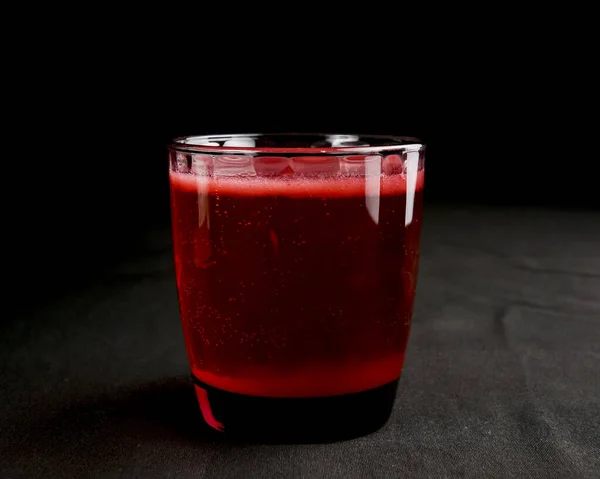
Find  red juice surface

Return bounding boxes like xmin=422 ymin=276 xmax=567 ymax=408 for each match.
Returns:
xmin=170 ymin=164 xmax=424 ymax=398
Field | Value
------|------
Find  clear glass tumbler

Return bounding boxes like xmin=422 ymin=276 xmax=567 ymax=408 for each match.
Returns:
xmin=169 ymin=133 xmax=425 ymax=441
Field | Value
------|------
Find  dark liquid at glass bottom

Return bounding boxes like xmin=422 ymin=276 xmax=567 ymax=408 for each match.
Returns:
xmin=192 ymin=374 xmax=399 ymax=443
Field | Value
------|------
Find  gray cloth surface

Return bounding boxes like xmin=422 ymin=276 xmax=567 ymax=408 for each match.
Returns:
xmin=2 ymin=206 xmax=599 ymax=478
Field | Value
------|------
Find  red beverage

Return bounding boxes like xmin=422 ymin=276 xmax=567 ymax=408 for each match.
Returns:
xmin=169 ymin=135 xmax=425 ymax=441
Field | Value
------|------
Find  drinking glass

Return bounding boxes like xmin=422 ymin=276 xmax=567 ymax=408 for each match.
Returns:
xmin=169 ymin=133 xmax=425 ymax=441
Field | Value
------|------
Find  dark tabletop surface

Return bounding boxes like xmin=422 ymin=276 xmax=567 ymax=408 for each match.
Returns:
xmin=2 ymin=206 xmax=599 ymax=478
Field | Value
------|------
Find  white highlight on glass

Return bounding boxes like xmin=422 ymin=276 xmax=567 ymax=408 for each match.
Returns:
xmin=326 ymin=134 xmax=360 ymax=147
xmin=186 ymin=138 xmax=220 ymax=146
xmin=192 ymin=155 xmax=212 ymax=229
xmin=223 ymin=137 xmax=256 ymax=147
xmin=404 ymin=150 xmax=419 ymax=226
xmin=192 ymin=154 xmax=213 ymax=175
xmin=364 ymin=155 xmax=381 ymax=224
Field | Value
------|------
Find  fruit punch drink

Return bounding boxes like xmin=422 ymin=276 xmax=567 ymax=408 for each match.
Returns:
xmin=169 ymin=134 xmax=425 ymax=441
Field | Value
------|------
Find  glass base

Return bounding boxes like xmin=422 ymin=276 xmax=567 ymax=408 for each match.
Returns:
xmin=192 ymin=374 xmax=398 ymax=443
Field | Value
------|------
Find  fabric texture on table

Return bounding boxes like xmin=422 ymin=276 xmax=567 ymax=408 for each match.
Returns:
xmin=2 ymin=206 xmax=599 ymax=478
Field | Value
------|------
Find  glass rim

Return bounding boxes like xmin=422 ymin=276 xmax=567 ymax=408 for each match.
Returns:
xmin=169 ymin=133 xmax=424 ymax=155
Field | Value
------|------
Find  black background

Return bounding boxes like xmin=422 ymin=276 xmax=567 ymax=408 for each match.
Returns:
xmin=14 ymin=49 xmax=595 ymax=301
xmin=8 ymin=5 xmax=594 ymax=299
